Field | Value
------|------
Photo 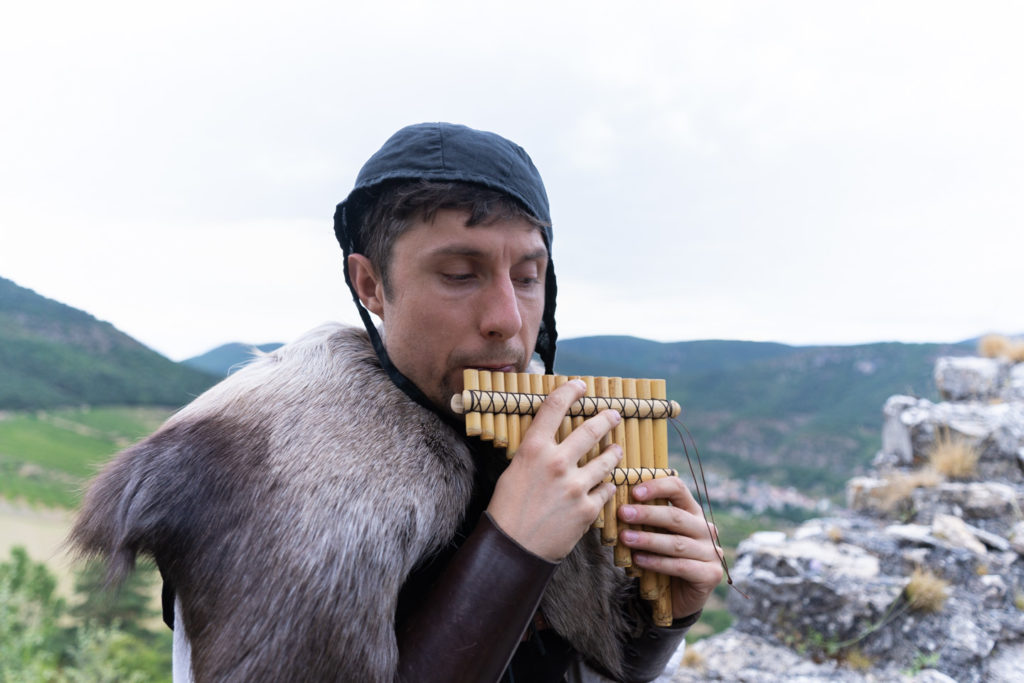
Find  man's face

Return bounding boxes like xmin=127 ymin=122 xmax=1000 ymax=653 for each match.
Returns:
xmin=373 ymin=208 xmax=548 ymax=411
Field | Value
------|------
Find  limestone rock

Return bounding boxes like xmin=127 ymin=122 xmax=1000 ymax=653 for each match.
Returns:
xmin=876 ymin=398 xmax=1024 ymax=482
xmin=986 ymin=641 xmax=1024 ymax=683
xmin=846 ymin=476 xmax=887 ymax=514
xmin=1009 ymin=521 xmax=1024 ymax=555
xmin=931 ymin=513 xmax=986 ymax=553
xmin=693 ymin=354 xmax=1024 ymax=682
xmin=1002 ymin=364 xmax=1024 ymax=403
xmin=934 ymin=356 xmax=1006 ymax=401
xmin=911 ymin=481 xmax=1021 ymax=534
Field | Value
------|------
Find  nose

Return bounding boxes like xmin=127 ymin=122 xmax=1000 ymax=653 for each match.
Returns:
xmin=479 ymin=274 xmax=523 ymax=340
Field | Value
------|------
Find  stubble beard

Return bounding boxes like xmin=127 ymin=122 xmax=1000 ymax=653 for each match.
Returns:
xmin=436 ymin=347 xmax=530 ymax=418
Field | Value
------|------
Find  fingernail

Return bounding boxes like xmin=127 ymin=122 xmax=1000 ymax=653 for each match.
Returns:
xmin=570 ymin=379 xmax=586 ymax=390
xmin=623 ymin=530 xmax=639 ymax=543
xmin=611 ymin=410 xmax=622 ymax=425
xmin=620 ymin=505 xmax=636 ymax=521
xmin=634 ymin=485 xmax=647 ymax=498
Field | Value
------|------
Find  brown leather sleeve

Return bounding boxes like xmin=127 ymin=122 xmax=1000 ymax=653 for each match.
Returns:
xmin=395 ymin=512 xmax=558 ymax=683
xmin=619 ymin=610 xmax=701 ymax=682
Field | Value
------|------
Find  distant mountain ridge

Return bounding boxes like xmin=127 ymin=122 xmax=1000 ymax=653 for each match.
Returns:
xmin=557 ymin=336 xmax=973 ymax=493
xmin=183 ymin=342 xmax=284 ymax=376
xmin=0 ymin=276 xmax=218 ymax=410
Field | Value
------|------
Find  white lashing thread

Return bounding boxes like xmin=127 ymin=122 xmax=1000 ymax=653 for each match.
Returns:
xmin=461 ymin=390 xmax=681 ymax=420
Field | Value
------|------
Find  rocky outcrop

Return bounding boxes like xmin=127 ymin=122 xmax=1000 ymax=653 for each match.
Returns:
xmin=673 ymin=356 xmax=1024 ymax=682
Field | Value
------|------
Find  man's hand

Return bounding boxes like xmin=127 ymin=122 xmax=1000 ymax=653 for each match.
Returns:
xmin=617 ymin=477 xmax=725 ymax=619
xmin=487 ymin=379 xmax=622 ymax=562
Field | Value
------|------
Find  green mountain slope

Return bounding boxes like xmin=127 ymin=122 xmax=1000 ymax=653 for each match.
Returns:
xmin=0 ymin=406 xmax=172 ymax=507
xmin=0 ymin=276 xmax=217 ymax=410
xmin=556 ymin=336 xmax=973 ymax=495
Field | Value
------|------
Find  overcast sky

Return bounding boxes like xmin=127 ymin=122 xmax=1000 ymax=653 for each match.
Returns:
xmin=2 ymin=1 xmax=1021 ymax=360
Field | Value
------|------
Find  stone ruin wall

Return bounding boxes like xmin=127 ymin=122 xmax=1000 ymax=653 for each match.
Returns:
xmin=671 ymin=356 xmax=1024 ymax=682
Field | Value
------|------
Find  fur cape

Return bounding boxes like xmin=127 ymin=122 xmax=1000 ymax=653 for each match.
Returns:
xmin=71 ymin=324 xmax=632 ymax=681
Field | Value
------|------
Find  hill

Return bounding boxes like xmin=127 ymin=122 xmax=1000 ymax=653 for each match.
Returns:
xmin=555 ymin=336 xmax=974 ymax=496
xmin=183 ymin=342 xmax=283 ymax=376
xmin=0 ymin=276 xmax=218 ymax=410
xmin=0 ymin=405 xmax=172 ymax=507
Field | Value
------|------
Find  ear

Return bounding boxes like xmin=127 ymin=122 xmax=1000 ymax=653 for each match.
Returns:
xmin=347 ymin=253 xmax=386 ymax=317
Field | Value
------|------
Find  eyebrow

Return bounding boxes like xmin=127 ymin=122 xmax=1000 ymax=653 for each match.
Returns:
xmin=427 ymin=246 xmax=548 ymax=263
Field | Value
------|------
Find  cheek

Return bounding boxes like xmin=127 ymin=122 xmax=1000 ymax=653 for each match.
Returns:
xmin=519 ymin=296 xmax=545 ymax=335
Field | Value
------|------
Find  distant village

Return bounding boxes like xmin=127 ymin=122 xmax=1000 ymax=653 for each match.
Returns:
xmin=702 ymin=471 xmax=832 ymax=516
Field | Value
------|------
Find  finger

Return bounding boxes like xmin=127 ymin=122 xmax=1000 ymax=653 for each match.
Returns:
xmin=631 ymin=476 xmax=702 ymax=515
xmin=632 ymin=551 xmax=725 ymax=587
xmin=587 ymin=480 xmax=617 ymax=507
xmin=577 ymin=444 xmax=622 ymax=490
xmin=525 ymin=379 xmax=586 ymax=439
xmin=619 ymin=502 xmax=711 ymax=540
xmin=620 ymin=527 xmax=716 ymax=559
xmin=560 ymin=408 xmax=621 ymax=455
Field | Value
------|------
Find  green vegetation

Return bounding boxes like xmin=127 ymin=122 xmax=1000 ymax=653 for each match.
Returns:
xmin=0 ymin=406 xmax=171 ymax=507
xmin=903 ymin=650 xmax=941 ymax=676
xmin=558 ymin=336 xmax=970 ymax=496
xmin=0 ymin=276 xmax=216 ymax=410
xmin=0 ymin=546 xmax=171 ymax=682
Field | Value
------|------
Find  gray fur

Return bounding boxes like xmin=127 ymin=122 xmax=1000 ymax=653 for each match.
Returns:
xmin=70 ymin=324 xmax=630 ymax=681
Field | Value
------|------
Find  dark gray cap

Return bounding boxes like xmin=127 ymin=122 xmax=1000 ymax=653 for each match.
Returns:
xmin=333 ymin=123 xmax=558 ymax=412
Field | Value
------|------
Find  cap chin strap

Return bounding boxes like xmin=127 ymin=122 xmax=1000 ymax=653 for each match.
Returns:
xmin=343 ymin=256 xmax=466 ymax=432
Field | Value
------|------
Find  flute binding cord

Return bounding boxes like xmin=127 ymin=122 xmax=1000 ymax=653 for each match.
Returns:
xmin=453 ymin=390 xmax=681 ymax=420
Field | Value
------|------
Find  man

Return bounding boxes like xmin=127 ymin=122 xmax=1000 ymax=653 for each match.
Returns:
xmin=71 ymin=123 xmax=722 ymax=682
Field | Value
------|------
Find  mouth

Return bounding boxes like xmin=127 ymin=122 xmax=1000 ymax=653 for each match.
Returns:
xmin=469 ymin=364 xmax=518 ymax=373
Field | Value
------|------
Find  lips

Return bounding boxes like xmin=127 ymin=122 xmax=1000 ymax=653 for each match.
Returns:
xmin=471 ymin=364 xmax=517 ymax=373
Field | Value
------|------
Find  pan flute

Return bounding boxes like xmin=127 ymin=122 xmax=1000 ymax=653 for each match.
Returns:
xmin=451 ymin=369 xmax=682 ymax=626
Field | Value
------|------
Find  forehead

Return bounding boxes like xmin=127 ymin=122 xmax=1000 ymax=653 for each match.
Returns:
xmin=394 ymin=208 xmax=548 ymax=259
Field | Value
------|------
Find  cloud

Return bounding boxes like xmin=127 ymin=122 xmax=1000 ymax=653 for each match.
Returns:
xmin=2 ymin=0 xmax=1023 ymax=357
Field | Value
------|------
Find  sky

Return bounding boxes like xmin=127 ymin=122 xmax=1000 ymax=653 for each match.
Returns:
xmin=1 ymin=1 xmax=1022 ymax=361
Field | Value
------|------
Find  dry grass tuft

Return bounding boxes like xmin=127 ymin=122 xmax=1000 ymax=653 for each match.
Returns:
xmin=905 ymin=567 xmax=950 ymax=613
xmin=978 ymin=334 xmax=1024 ymax=363
xmin=1015 ymin=592 xmax=1024 ymax=611
xmin=1011 ymin=339 xmax=1024 ymax=363
xmin=681 ymin=647 xmax=705 ymax=670
xmin=827 ymin=525 xmax=843 ymax=543
xmin=927 ymin=429 xmax=980 ymax=480
xmin=872 ymin=469 xmax=943 ymax=513
xmin=978 ymin=334 xmax=1012 ymax=359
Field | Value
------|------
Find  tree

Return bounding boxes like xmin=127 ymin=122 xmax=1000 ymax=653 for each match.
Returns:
xmin=0 ymin=546 xmax=65 ymax=680
xmin=0 ymin=547 xmax=171 ymax=683
xmin=69 ymin=558 xmax=160 ymax=640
